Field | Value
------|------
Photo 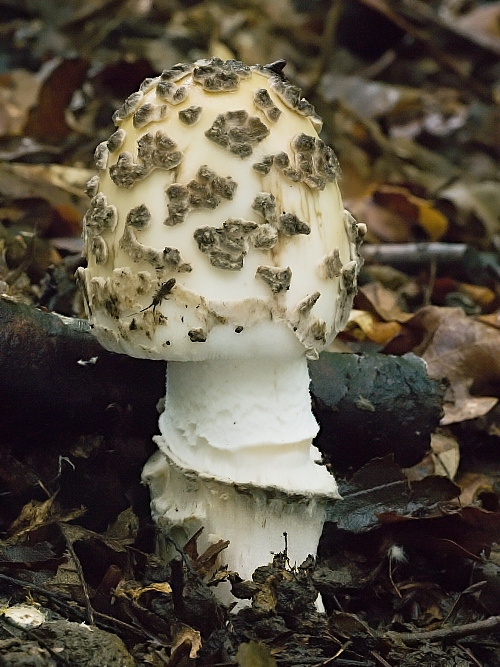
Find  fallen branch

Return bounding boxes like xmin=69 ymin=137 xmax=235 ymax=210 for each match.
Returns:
xmin=0 ymin=572 xmax=148 ymax=641
xmin=384 ymin=615 xmax=500 ymax=646
xmin=399 ymin=0 xmax=500 ymax=57
xmin=0 ymin=297 xmax=443 ymax=473
xmin=357 ymin=0 xmax=494 ymax=102
xmin=361 ymin=242 xmax=472 ymax=267
xmin=0 ymin=295 xmax=165 ymax=444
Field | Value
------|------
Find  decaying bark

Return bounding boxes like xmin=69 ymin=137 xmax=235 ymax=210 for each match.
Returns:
xmin=0 ymin=295 xmax=165 ymax=446
xmin=311 ymin=351 xmax=444 ymax=474
xmin=0 ymin=296 xmax=443 ymax=475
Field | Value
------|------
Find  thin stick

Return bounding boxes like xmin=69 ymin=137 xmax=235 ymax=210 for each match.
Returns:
xmin=383 ymin=614 xmax=500 ymax=646
xmin=370 ymin=651 xmax=393 ymax=667
xmin=310 ymin=640 xmax=352 ymax=667
xmin=356 ymin=0 xmax=494 ymax=102
xmin=399 ymin=0 xmax=500 ymax=57
xmin=305 ymin=0 xmax=345 ymax=97
xmin=60 ymin=523 xmax=95 ymax=626
xmin=457 ymin=643 xmax=485 ymax=667
xmin=0 ymin=572 xmax=146 ymax=639
xmin=361 ymin=242 xmax=472 ymax=267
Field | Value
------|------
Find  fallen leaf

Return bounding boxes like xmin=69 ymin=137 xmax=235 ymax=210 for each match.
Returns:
xmin=23 ymin=58 xmax=88 ymax=144
xmin=438 ymin=180 xmax=500 ymax=238
xmin=170 ymin=623 xmax=202 ymax=660
xmin=389 ymin=306 xmax=500 ymax=423
xmin=0 ymin=69 xmax=41 ymax=137
xmin=458 ymin=282 xmax=496 ymax=308
xmin=457 ymin=472 xmax=497 ymax=508
xmin=478 ymin=310 xmax=500 ymax=330
xmin=356 ymin=282 xmax=414 ymax=323
xmin=372 ymin=184 xmax=448 ymax=241
xmin=455 ymin=2 xmax=500 ymax=44
xmin=352 ymin=197 xmax=412 ymax=243
xmin=344 ymin=309 xmax=402 ymax=345
xmin=429 ymin=431 xmax=461 ymax=480
xmin=0 ymin=162 xmax=93 ymax=234
xmin=114 ymin=580 xmax=172 ymax=604
xmin=440 ymin=396 xmax=498 ymax=425
xmin=0 ymin=541 xmax=56 ymax=567
xmin=8 ymin=497 xmax=57 ymax=538
xmin=329 ymin=457 xmax=460 ymax=533
xmin=330 ymin=610 xmax=374 ymax=637
xmin=404 ymin=430 xmax=460 ymax=482
xmin=236 ymin=641 xmax=276 ymax=667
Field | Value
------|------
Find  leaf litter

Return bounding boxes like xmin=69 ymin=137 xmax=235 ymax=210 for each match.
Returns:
xmin=2 ymin=0 xmax=500 ymax=664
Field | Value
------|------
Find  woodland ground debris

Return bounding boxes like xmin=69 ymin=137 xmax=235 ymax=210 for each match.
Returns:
xmin=2 ymin=0 xmax=500 ymax=664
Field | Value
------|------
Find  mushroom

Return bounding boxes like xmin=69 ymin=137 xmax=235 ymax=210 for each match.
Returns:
xmin=77 ymin=58 xmax=365 ymax=596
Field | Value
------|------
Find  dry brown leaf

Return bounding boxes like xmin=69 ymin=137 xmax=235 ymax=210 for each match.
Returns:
xmin=372 ymin=185 xmax=448 ymax=241
xmin=329 ymin=610 xmax=374 ymax=637
xmin=0 ymin=163 xmax=93 ymax=233
xmin=410 ymin=306 xmax=500 ymax=424
xmin=457 ymin=472 xmax=497 ymax=508
xmin=441 ymin=397 xmax=498 ymax=425
xmin=455 ymin=2 xmax=500 ymax=42
xmin=349 ymin=183 xmax=450 ymax=243
xmin=478 ymin=310 xmax=500 ymax=330
xmin=0 ymin=70 xmax=41 ymax=137
xmin=430 ymin=431 xmax=461 ymax=480
xmin=7 ymin=497 xmax=85 ymax=541
xmin=8 ymin=497 xmax=56 ymax=537
xmin=404 ymin=430 xmax=460 ymax=482
xmin=351 ymin=197 xmax=412 ymax=243
xmin=170 ymin=623 xmax=202 ymax=661
xmin=438 ymin=180 xmax=500 ymax=238
xmin=23 ymin=58 xmax=88 ymax=144
xmin=114 ymin=580 xmax=172 ymax=603
xmin=458 ymin=283 xmax=496 ymax=308
xmin=356 ymin=282 xmax=414 ymax=323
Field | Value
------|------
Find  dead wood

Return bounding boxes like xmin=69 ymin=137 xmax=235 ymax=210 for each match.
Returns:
xmin=0 ymin=297 xmax=443 ymax=473
xmin=0 ymin=295 xmax=164 ymax=446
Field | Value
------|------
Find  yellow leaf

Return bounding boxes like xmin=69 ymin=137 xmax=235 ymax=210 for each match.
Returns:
xmin=417 ymin=199 xmax=448 ymax=241
xmin=236 ymin=641 xmax=276 ymax=667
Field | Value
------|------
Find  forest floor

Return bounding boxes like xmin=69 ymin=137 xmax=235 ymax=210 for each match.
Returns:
xmin=1 ymin=1 xmax=500 ymax=665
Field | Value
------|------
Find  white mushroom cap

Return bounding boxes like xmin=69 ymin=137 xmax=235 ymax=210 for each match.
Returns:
xmin=80 ymin=59 xmax=363 ymax=361
xmin=78 ymin=58 xmax=365 ymax=362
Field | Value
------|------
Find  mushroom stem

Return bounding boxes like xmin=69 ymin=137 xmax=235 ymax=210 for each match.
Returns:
xmin=142 ymin=357 xmax=339 ymax=585
xmin=79 ymin=57 xmax=364 ymax=604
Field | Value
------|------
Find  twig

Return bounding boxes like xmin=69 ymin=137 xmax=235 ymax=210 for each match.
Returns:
xmin=356 ymin=0 xmax=494 ymax=102
xmin=361 ymin=242 xmax=473 ymax=267
xmin=370 ymin=651 xmax=392 ymax=667
xmin=304 ymin=0 xmax=345 ymax=97
xmin=310 ymin=640 xmax=352 ymax=666
xmin=383 ymin=614 xmax=500 ymax=646
xmin=457 ymin=643 xmax=484 ymax=667
xmin=400 ymin=0 xmax=500 ymax=57
xmin=443 ymin=580 xmax=486 ymax=624
xmin=0 ymin=571 xmax=147 ymax=640
xmin=59 ymin=523 xmax=95 ymax=626
xmin=164 ymin=533 xmax=198 ymax=576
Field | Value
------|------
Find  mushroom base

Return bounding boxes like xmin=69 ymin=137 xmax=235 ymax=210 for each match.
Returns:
xmin=142 ymin=449 xmax=332 ymax=590
xmin=142 ymin=356 xmax=339 ymax=599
